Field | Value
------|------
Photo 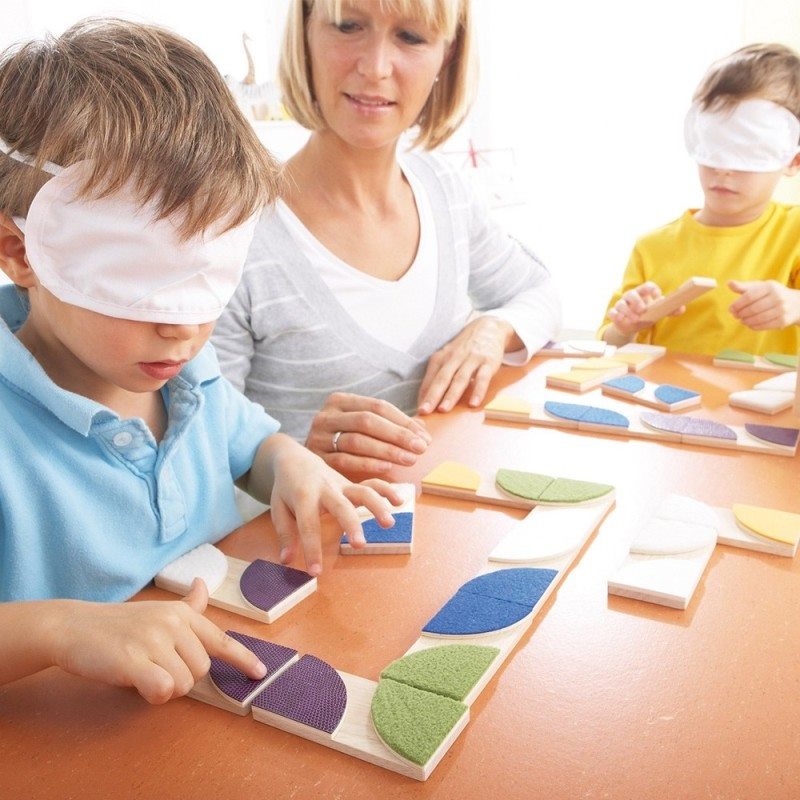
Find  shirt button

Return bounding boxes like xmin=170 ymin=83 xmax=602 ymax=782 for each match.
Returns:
xmin=113 ymin=432 xmax=133 ymax=447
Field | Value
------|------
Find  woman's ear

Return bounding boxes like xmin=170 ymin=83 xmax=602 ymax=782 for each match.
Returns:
xmin=0 ymin=213 xmax=34 ymax=287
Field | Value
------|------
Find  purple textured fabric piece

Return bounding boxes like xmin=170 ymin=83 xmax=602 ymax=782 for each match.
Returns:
xmin=239 ymin=559 xmax=314 ymax=611
xmin=641 ymin=413 xmax=736 ymax=440
xmin=209 ymin=631 xmax=297 ymax=703
xmin=251 ymin=654 xmax=347 ymax=734
xmin=745 ymin=423 xmax=800 ymax=448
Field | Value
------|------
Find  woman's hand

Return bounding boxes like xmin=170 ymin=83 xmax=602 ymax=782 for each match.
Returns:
xmin=48 ymin=580 xmax=267 ymax=704
xmin=729 ymin=280 xmax=800 ymax=330
xmin=305 ymin=392 xmax=431 ymax=474
xmin=417 ymin=316 xmax=517 ymax=414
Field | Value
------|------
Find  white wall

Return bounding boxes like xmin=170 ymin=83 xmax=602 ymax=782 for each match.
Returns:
xmin=0 ymin=1 xmax=791 ymax=333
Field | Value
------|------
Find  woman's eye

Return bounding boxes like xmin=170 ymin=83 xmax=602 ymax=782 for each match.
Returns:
xmin=335 ymin=20 xmax=360 ymax=33
xmin=398 ymin=30 xmax=426 ymax=45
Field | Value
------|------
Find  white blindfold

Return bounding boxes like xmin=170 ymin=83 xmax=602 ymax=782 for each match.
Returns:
xmin=1 ymin=140 xmax=257 ymax=324
xmin=684 ymin=97 xmax=800 ymax=173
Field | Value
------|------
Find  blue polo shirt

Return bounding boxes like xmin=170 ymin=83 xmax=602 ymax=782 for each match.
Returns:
xmin=0 ymin=291 xmax=279 ymax=602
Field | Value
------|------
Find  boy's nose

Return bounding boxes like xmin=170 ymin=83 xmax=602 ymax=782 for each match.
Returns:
xmin=156 ymin=322 xmax=201 ymax=340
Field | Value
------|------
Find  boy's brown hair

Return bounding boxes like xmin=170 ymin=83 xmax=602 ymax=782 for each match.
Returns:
xmin=0 ymin=17 xmax=279 ymax=237
xmin=694 ymin=43 xmax=800 ymax=120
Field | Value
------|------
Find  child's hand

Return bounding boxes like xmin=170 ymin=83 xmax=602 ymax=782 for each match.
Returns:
xmin=267 ymin=437 xmax=403 ymax=575
xmin=52 ymin=579 xmax=267 ymax=704
xmin=728 ymin=280 xmax=800 ymax=330
xmin=607 ymin=281 xmax=677 ymax=336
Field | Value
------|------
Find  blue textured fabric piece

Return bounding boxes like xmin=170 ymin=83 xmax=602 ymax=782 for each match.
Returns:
xmin=581 ymin=407 xmax=630 ymax=428
xmin=340 ymin=512 xmax=414 ymax=544
xmin=544 ymin=401 xmax=590 ymax=421
xmin=422 ymin=591 xmax=533 ymax=635
xmin=460 ymin=568 xmax=557 ymax=607
xmin=603 ymin=375 xmax=644 ymax=393
xmin=654 ymin=384 xmax=699 ymax=404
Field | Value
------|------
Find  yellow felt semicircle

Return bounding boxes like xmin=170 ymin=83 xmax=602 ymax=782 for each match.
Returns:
xmin=422 ymin=461 xmax=481 ymax=492
xmin=733 ymin=504 xmax=800 ymax=545
xmin=577 ymin=358 xmax=625 ymax=371
xmin=613 ymin=352 xmax=649 ymax=367
xmin=484 ymin=396 xmax=532 ymax=414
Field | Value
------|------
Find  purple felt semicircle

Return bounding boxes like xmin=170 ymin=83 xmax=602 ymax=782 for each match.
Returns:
xmin=640 ymin=412 xmax=736 ymax=440
xmin=209 ymin=631 xmax=297 ymax=703
xmin=251 ymin=654 xmax=347 ymax=734
xmin=745 ymin=423 xmax=800 ymax=448
xmin=654 ymin=384 xmax=699 ymax=404
xmin=239 ymin=560 xmax=314 ymax=612
xmin=604 ymin=375 xmax=645 ymax=393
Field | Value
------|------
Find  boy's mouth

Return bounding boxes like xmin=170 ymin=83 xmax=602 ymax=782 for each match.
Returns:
xmin=138 ymin=360 xmax=186 ymax=380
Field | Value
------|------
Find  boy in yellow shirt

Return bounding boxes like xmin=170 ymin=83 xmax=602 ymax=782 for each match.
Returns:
xmin=600 ymin=44 xmax=800 ymax=355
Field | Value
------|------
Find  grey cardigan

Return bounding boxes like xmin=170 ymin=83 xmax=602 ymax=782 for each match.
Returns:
xmin=212 ymin=151 xmax=560 ymax=440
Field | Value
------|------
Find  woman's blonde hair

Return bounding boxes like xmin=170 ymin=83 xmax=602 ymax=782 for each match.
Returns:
xmin=694 ymin=43 xmax=800 ymax=120
xmin=0 ymin=17 xmax=280 ymax=237
xmin=280 ymin=0 xmax=477 ymax=149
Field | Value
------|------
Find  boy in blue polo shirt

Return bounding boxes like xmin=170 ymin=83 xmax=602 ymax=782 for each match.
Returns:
xmin=0 ymin=19 xmax=398 ymax=704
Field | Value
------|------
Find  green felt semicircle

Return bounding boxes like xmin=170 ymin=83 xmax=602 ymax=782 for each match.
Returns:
xmin=717 ymin=349 xmax=755 ymax=363
xmin=380 ymin=644 xmax=500 ymax=701
xmin=765 ymin=353 xmax=798 ymax=368
xmin=495 ymin=469 xmax=553 ymax=499
xmin=371 ymin=679 xmax=468 ymax=766
xmin=496 ymin=468 xmax=613 ymax=504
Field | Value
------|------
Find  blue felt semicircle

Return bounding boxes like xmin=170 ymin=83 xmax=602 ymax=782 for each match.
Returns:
xmin=460 ymin=567 xmax=557 ymax=606
xmin=544 ymin=401 xmax=589 ymax=421
xmin=604 ymin=375 xmax=644 ymax=393
xmin=654 ymin=384 xmax=699 ymax=404
xmin=422 ymin=591 xmax=533 ymax=636
xmin=340 ymin=512 xmax=414 ymax=544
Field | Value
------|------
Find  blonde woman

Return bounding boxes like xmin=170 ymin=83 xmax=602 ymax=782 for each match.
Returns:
xmin=214 ymin=0 xmax=561 ymax=474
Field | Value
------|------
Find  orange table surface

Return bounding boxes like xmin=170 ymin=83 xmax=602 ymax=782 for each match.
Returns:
xmin=2 ymin=353 xmax=799 ymax=799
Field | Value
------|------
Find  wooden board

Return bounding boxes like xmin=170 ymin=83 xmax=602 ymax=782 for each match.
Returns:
xmin=639 ymin=276 xmax=717 ymax=323
xmin=612 ymin=342 xmax=667 ymax=372
xmin=484 ymin=396 xmax=800 ymax=457
xmin=156 ymin=552 xmax=317 ymax=624
xmin=545 ymin=359 xmax=629 ymax=392
xmin=421 ymin=462 xmax=615 ymax=509
xmin=714 ymin=351 xmax=797 ymax=373
xmin=601 ymin=375 xmax=701 ymax=412
xmin=536 ymin=339 xmax=613 ymax=358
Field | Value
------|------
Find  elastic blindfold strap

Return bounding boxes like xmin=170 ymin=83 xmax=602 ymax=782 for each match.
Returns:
xmin=0 ymin=137 xmax=63 ymax=176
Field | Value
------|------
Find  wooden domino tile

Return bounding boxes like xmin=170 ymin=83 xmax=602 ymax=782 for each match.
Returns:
xmin=611 ymin=342 xmax=667 ymax=372
xmin=155 ymin=544 xmax=317 ymax=623
xmin=729 ymin=371 xmax=797 ymax=416
xmin=608 ymin=495 xmax=718 ymax=609
xmin=340 ymin=483 xmax=415 ymax=555
xmin=483 ymin=396 xmax=800 ymax=457
xmin=421 ymin=461 xmax=615 ymax=509
xmin=545 ymin=357 xmax=628 ymax=393
xmin=601 ymin=375 xmax=701 ymax=412
xmin=536 ymin=339 xmax=613 ymax=358
xmin=639 ymin=276 xmax=717 ymax=323
xmin=714 ymin=349 xmax=798 ymax=373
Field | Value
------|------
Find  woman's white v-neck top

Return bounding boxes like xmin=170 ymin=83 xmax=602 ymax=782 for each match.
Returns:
xmin=213 ymin=151 xmax=561 ymax=440
xmin=274 ymin=163 xmax=443 ymax=352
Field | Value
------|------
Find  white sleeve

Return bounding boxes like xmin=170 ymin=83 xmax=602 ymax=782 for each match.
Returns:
xmin=464 ymin=178 xmax=562 ymax=363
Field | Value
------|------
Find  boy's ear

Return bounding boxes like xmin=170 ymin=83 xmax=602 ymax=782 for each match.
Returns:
xmin=0 ymin=213 xmax=34 ymax=288
xmin=783 ymin=150 xmax=800 ymax=177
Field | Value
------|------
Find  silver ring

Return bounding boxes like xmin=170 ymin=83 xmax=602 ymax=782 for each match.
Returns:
xmin=332 ymin=430 xmax=343 ymax=453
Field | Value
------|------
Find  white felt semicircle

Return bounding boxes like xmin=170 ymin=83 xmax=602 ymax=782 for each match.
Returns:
xmin=655 ymin=494 xmax=720 ymax=529
xmin=630 ymin=518 xmax=717 ymax=555
xmin=155 ymin=543 xmax=229 ymax=595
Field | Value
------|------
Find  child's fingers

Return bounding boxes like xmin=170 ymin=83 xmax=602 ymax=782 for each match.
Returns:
xmin=323 ymin=489 xmax=370 ymax=547
xmin=289 ymin=496 xmax=325 ymax=575
xmin=181 ymin=577 xmax=209 ymax=613
xmin=150 ymin=648 xmax=198 ymax=700
xmin=192 ymin=617 xmax=268 ymax=680
xmin=361 ymin=479 xmax=405 ymax=507
xmin=130 ymin=659 xmax=180 ymax=705
xmin=345 ymin=483 xmax=396 ymax=527
xmin=270 ymin=498 xmax=299 ymax=566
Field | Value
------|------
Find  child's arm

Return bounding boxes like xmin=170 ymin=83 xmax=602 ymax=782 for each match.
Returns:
xmin=0 ymin=579 xmax=267 ymax=701
xmin=238 ymin=433 xmax=402 ymax=576
xmin=728 ymin=280 xmax=800 ymax=330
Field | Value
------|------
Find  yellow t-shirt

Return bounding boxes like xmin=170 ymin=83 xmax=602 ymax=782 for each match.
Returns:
xmin=599 ymin=202 xmax=800 ymax=355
